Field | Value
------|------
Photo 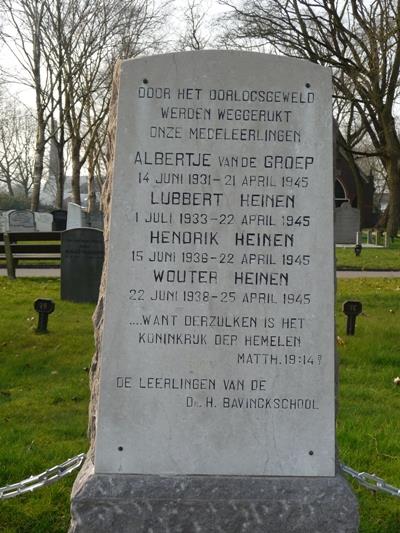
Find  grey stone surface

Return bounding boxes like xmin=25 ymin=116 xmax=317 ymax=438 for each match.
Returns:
xmin=8 ymin=209 xmax=35 ymax=231
xmin=34 ymin=212 xmax=53 ymax=231
xmin=335 ymin=202 xmax=360 ymax=244
xmin=87 ymin=211 xmax=104 ymax=230
xmin=0 ymin=211 xmax=6 ymax=232
xmin=67 ymin=202 xmax=87 ymax=229
xmin=70 ymin=459 xmax=359 ymax=533
xmin=61 ymin=228 xmax=104 ymax=303
xmin=95 ymin=50 xmax=336 ymax=477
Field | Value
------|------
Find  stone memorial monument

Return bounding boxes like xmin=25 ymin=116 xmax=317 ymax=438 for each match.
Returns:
xmin=70 ymin=51 xmax=358 ymax=532
xmin=8 ymin=210 xmax=36 ymax=232
xmin=61 ymin=228 xmax=104 ymax=303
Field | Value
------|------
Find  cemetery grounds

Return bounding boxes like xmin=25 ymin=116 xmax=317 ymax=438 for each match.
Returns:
xmin=0 ymin=275 xmax=399 ymax=532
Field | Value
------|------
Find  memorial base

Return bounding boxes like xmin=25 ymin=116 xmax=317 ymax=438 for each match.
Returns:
xmin=70 ymin=459 xmax=359 ymax=533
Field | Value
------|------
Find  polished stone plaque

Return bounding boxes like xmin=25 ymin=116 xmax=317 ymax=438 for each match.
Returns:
xmin=95 ymin=51 xmax=335 ymax=476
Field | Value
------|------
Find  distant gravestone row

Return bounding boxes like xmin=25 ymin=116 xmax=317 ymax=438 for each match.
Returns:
xmin=0 ymin=207 xmax=106 ymax=233
xmin=0 ymin=209 xmax=68 ymax=232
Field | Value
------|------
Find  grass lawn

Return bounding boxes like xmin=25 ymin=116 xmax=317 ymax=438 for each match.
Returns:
xmin=336 ymin=236 xmax=400 ymax=271
xmin=0 ymin=278 xmax=94 ymax=533
xmin=0 ymin=277 xmax=400 ymax=531
xmin=337 ymin=278 xmax=400 ymax=532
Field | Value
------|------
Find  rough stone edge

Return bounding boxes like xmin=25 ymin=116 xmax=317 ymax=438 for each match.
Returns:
xmin=84 ymin=60 xmax=122 ymax=466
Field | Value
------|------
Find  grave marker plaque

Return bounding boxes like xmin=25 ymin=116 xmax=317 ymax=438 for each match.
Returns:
xmin=67 ymin=202 xmax=87 ymax=229
xmin=71 ymin=51 xmax=358 ymax=533
xmin=61 ymin=228 xmax=104 ymax=303
xmin=8 ymin=210 xmax=35 ymax=232
xmin=334 ymin=201 xmax=360 ymax=244
xmin=52 ymin=209 xmax=67 ymax=231
xmin=96 ymin=52 xmax=335 ymax=476
xmin=34 ymin=212 xmax=53 ymax=232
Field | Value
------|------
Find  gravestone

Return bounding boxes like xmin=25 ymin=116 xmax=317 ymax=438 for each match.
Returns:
xmin=61 ymin=228 xmax=104 ymax=303
xmin=0 ymin=211 xmax=6 ymax=232
xmin=34 ymin=212 xmax=53 ymax=232
xmin=67 ymin=202 xmax=87 ymax=229
xmin=70 ymin=51 xmax=358 ymax=532
xmin=52 ymin=209 xmax=67 ymax=231
xmin=8 ymin=210 xmax=35 ymax=232
xmin=334 ymin=201 xmax=360 ymax=244
xmin=67 ymin=202 xmax=104 ymax=230
xmin=87 ymin=210 xmax=104 ymax=230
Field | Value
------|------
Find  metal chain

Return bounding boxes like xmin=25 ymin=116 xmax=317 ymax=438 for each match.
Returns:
xmin=1 ymin=455 xmax=400 ymax=500
xmin=340 ymin=463 xmax=400 ymax=498
xmin=0 ymin=453 xmax=85 ymax=500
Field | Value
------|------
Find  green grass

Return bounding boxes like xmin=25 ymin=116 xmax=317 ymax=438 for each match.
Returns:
xmin=1 ymin=277 xmax=400 ymax=531
xmin=337 ymin=278 xmax=400 ymax=532
xmin=0 ymin=278 xmax=94 ymax=532
xmin=336 ymin=236 xmax=400 ymax=271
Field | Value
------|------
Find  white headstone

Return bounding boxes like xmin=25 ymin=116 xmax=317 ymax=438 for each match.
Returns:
xmin=67 ymin=202 xmax=87 ymax=229
xmin=8 ymin=210 xmax=36 ymax=232
xmin=334 ymin=202 xmax=360 ymax=244
xmin=34 ymin=212 xmax=53 ymax=232
xmin=95 ymin=52 xmax=335 ymax=477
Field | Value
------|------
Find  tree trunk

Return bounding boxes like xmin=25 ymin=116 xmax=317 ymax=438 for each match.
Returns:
xmin=87 ymin=150 xmax=96 ymax=214
xmin=386 ymin=161 xmax=400 ymax=237
xmin=30 ymin=9 xmax=45 ymax=213
xmin=55 ymin=125 xmax=65 ymax=209
xmin=55 ymin=168 xmax=64 ymax=208
xmin=55 ymin=4 xmax=65 ymax=210
xmin=6 ymin=179 xmax=14 ymax=197
xmin=342 ymin=149 xmax=369 ymax=228
xmin=71 ymin=141 xmax=82 ymax=205
xmin=30 ymin=121 xmax=45 ymax=211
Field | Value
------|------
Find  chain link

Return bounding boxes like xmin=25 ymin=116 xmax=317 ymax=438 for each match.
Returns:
xmin=0 ymin=453 xmax=85 ymax=500
xmin=1 ymin=455 xmax=400 ymax=500
xmin=340 ymin=463 xmax=400 ymax=498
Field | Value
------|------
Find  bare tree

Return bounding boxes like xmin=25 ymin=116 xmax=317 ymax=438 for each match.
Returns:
xmin=51 ymin=0 xmax=167 ymax=206
xmin=0 ymin=0 xmax=168 ymax=209
xmin=0 ymin=0 xmax=58 ymax=211
xmin=0 ymin=92 xmax=35 ymax=197
xmin=178 ymin=0 xmax=213 ymax=50
xmin=222 ymin=0 xmax=400 ymax=236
